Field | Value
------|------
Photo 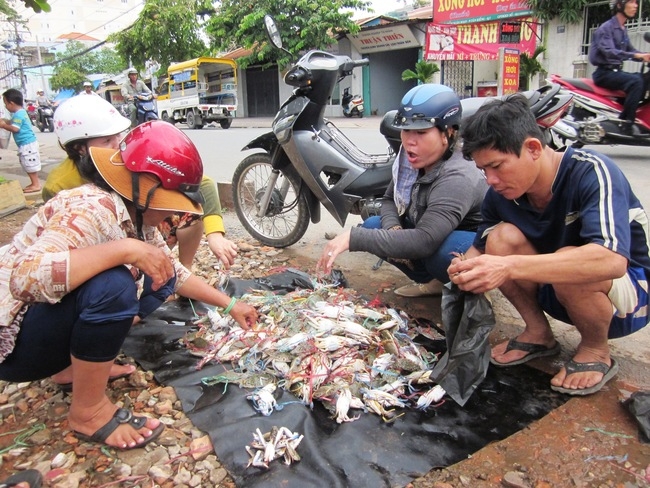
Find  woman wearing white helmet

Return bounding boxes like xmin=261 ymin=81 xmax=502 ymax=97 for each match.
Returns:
xmin=45 ymin=96 xmax=239 ymax=272
xmin=43 ymin=95 xmax=131 ymax=202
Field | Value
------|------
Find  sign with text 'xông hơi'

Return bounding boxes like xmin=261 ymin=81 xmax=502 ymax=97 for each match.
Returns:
xmin=435 ymin=0 xmax=532 ymax=24
xmin=424 ymin=19 xmax=537 ymax=61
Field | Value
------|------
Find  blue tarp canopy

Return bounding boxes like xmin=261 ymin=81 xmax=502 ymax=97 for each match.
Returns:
xmin=53 ymin=88 xmax=75 ymax=103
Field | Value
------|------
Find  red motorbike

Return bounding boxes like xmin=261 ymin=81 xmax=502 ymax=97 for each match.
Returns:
xmin=548 ymin=32 xmax=650 ymax=148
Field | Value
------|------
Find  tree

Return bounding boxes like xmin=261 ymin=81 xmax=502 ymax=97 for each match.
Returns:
xmin=525 ymin=0 xmax=587 ymax=24
xmin=205 ymin=0 xmax=372 ymax=69
xmin=401 ymin=60 xmax=439 ymax=84
xmin=49 ymin=40 xmax=127 ymax=92
xmin=109 ymin=0 xmax=212 ymax=75
xmin=519 ymin=45 xmax=546 ymax=91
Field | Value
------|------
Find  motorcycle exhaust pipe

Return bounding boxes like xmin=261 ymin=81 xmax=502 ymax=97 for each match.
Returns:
xmin=550 ymin=119 xmax=578 ymax=139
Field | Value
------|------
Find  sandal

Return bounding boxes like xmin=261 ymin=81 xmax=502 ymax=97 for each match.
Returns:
xmin=56 ymin=366 xmax=135 ymax=393
xmin=551 ymin=358 xmax=619 ymax=396
xmin=0 ymin=469 xmax=43 ymax=488
xmin=490 ymin=339 xmax=561 ymax=367
xmin=74 ymin=408 xmax=164 ymax=449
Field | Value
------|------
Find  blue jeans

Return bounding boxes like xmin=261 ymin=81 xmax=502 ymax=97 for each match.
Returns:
xmin=363 ymin=216 xmax=475 ymax=284
xmin=0 ymin=266 xmax=175 ymax=382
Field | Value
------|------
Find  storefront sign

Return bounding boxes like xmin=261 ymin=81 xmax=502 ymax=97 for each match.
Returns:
xmin=435 ymin=0 xmax=532 ymax=24
xmin=498 ymin=47 xmax=519 ymax=95
xmin=499 ymin=21 xmax=521 ymax=43
xmin=424 ymin=19 xmax=537 ymax=61
xmin=349 ymin=25 xmax=420 ymax=54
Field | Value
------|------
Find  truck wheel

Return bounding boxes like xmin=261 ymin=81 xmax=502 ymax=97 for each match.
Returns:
xmin=186 ymin=111 xmax=198 ymax=129
xmin=219 ymin=119 xmax=232 ymax=129
xmin=232 ymin=153 xmax=310 ymax=248
xmin=161 ymin=112 xmax=175 ymax=125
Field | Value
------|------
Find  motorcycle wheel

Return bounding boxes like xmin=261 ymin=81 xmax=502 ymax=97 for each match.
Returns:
xmin=37 ymin=121 xmax=45 ymax=133
xmin=219 ymin=118 xmax=232 ymax=129
xmin=47 ymin=118 xmax=54 ymax=132
xmin=358 ymin=111 xmax=364 ymax=118
xmin=232 ymin=152 xmax=310 ymax=248
xmin=342 ymin=111 xmax=353 ymax=118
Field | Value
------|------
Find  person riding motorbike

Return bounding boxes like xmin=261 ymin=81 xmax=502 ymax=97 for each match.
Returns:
xmin=589 ymin=0 xmax=650 ymax=137
xmin=35 ymin=90 xmax=54 ymax=108
xmin=120 ymin=68 xmax=152 ymax=128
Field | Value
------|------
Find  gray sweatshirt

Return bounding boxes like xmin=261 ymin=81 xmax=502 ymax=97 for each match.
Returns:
xmin=349 ymin=149 xmax=487 ymax=259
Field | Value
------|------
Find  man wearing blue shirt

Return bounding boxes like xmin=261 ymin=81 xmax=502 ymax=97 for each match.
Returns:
xmin=449 ymin=94 xmax=650 ymax=396
xmin=589 ymin=0 xmax=650 ymax=137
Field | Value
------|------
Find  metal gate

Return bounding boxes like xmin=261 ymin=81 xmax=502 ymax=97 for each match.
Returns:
xmin=441 ymin=60 xmax=474 ymax=98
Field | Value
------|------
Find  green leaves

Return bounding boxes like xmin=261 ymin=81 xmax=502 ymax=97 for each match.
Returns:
xmin=525 ymin=0 xmax=587 ymax=24
xmin=401 ymin=60 xmax=440 ymax=84
xmin=20 ymin=0 xmax=51 ymax=13
xmin=110 ymin=0 xmax=209 ymax=74
xmin=206 ymin=0 xmax=371 ymax=69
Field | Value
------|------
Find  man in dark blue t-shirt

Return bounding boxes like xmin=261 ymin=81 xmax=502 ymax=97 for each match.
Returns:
xmin=449 ymin=94 xmax=650 ymax=396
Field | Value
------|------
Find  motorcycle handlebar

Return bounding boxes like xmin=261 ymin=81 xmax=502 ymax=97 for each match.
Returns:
xmin=354 ymin=58 xmax=370 ymax=67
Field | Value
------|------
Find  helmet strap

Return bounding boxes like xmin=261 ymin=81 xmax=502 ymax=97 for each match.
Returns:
xmin=130 ymin=173 xmax=161 ymax=241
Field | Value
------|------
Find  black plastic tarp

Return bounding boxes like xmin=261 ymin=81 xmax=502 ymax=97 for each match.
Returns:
xmin=122 ymin=289 xmax=568 ymax=487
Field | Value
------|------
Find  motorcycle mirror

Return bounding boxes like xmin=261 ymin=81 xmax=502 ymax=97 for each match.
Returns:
xmin=264 ymin=15 xmax=283 ymax=50
xmin=644 ymin=31 xmax=650 ymax=43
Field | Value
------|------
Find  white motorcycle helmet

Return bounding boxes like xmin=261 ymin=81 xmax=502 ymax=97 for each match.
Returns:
xmin=54 ymin=95 xmax=131 ymax=146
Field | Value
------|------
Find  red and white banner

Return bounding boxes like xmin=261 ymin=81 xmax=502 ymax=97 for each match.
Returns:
xmin=424 ymin=20 xmax=538 ymax=61
xmin=435 ymin=0 xmax=532 ymax=24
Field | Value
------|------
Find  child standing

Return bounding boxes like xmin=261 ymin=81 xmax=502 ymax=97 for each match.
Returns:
xmin=0 ymin=88 xmax=42 ymax=193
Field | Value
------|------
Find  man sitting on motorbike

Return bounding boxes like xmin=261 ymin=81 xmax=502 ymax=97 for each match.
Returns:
xmin=318 ymin=84 xmax=487 ymax=297
xmin=589 ymin=0 xmax=650 ymax=137
xmin=120 ymin=68 xmax=152 ymax=128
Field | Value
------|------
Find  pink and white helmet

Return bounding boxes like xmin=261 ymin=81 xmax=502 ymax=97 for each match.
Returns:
xmin=54 ymin=95 xmax=131 ymax=146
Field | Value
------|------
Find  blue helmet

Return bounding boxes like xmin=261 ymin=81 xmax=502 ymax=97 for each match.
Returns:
xmin=391 ymin=84 xmax=462 ymax=131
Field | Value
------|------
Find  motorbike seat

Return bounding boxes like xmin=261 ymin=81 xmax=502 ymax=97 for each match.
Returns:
xmin=554 ymin=76 xmax=627 ymax=99
xmin=379 ymin=110 xmax=402 ymax=153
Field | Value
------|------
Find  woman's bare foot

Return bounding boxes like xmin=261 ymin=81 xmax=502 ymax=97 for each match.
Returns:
xmin=22 ymin=185 xmax=42 ymax=194
xmin=68 ymin=396 xmax=162 ymax=449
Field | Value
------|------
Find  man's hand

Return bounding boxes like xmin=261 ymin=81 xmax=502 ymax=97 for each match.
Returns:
xmin=206 ymin=232 xmax=238 ymax=269
xmin=448 ymin=254 xmax=511 ymax=294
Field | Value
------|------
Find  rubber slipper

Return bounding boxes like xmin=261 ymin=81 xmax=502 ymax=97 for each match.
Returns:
xmin=56 ymin=368 xmax=135 ymax=393
xmin=490 ymin=339 xmax=561 ymax=367
xmin=22 ymin=187 xmax=41 ymax=194
xmin=74 ymin=408 xmax=164 ymax=450
xmin=0 ymin=469 xmax=43 ymax=488
xmin=551 ymin=358 xmax=619 ymax=396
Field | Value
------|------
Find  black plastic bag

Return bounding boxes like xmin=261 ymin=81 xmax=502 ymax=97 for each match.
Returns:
xmin=432 ymin=283 xmax=496 ymax=406
xmin=623 ymin=391 xmax=650 ymax=443
xmin=220 ymin=268 xmax=348 ymax=297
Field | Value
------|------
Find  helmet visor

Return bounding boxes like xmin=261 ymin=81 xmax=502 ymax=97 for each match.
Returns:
xmin=89 ymin=146 xmax=203 ymax=215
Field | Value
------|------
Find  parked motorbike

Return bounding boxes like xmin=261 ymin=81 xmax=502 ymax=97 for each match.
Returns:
xmin=341 ymin=87 xmax=364 ymax=118
xmin=232 ymin=15 xmax=395 ymax=248
xmin=548 ymin=32 xmax=650 ymax=148
xmin=35 ymin=104 xmax=55 ymax=133
xmin=123 ymin=92 xmax=158 ymax=126
xmin=233 ymin=16 xmax=573 ymax=248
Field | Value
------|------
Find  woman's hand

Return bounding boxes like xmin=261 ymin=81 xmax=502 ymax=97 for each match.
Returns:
xmin=229 ymin=301 xmax=259 ymax=329
xmin=316 ymin=230 xmax=351 ymax=273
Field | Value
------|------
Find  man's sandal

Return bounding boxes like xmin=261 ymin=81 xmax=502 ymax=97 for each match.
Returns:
xmin=0 ymin=469 xmax=43 ymax=488
xmin=551 ymin=358 xmax=619 ymax=396
xmin=74 ymin=408 xmax=164 ymax=449
xmin=490 ymin=339 xmax=561 ymax=367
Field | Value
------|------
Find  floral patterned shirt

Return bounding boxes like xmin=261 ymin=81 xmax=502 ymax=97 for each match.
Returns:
xmin=0 ymin=184 xmax=191 ymax=362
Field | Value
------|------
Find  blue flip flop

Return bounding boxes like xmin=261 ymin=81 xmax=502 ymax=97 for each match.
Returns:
xmin=551 ymin=358 xmax=619 ymax=396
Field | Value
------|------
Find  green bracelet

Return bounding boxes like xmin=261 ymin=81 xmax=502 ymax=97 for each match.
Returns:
xmin=223 ymin=297 xmax=237 ymax=315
